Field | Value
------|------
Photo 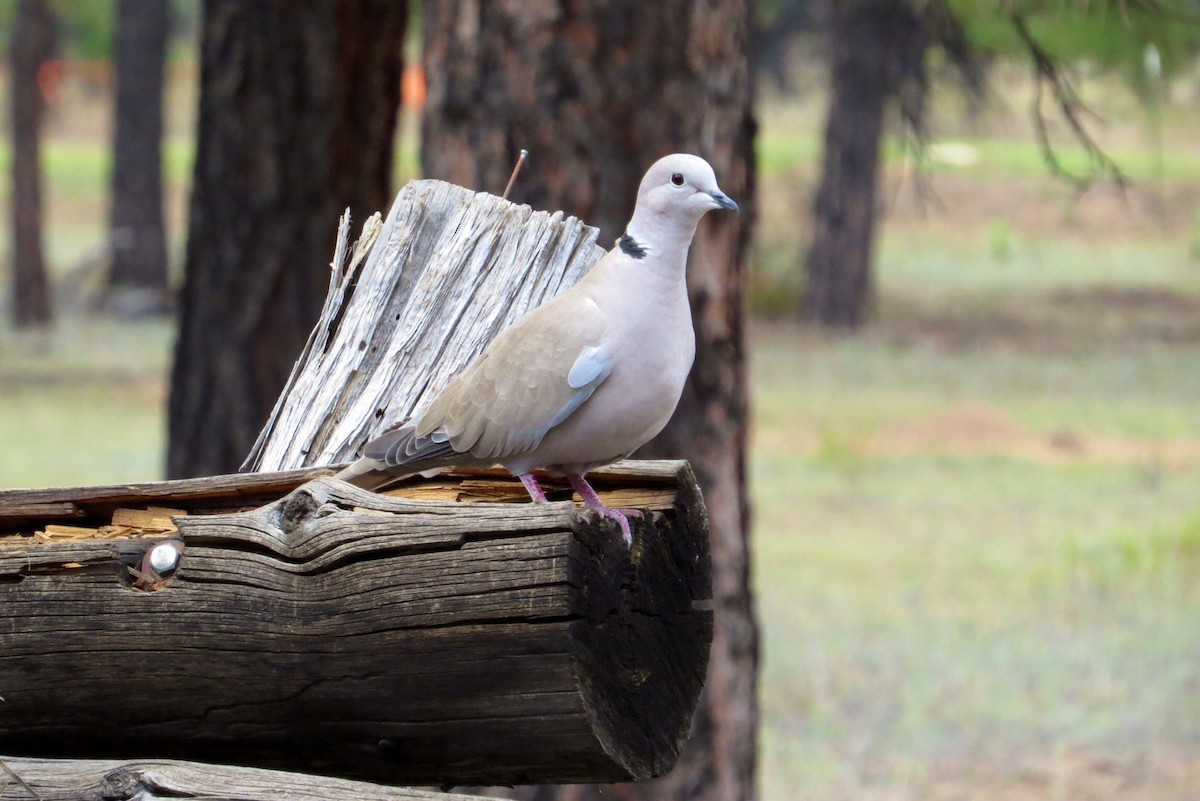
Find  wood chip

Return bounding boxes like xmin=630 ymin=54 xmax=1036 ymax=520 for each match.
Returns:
xmin=5 ymin=515 xmax=189 ymax=547
xmin=147 ymin=506 xmax=188 ymax=517
xmin=111 ymin=507 xmax=181 ymax=531
xmin=584 ymin=489 xmax=677 ymax=511
xmin=42 ymin=524 xmax=102 ymax=538
xmin=382 ymin=480 xmax=677 ymax=510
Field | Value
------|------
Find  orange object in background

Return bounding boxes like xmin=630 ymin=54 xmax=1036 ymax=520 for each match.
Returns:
xmin=36 ymin=60 xmax=114 ymax=106
xmin=402 ymin=64 xmax=425 ymax=110
xmin=37 ymin=60 xmax=62 ymax=106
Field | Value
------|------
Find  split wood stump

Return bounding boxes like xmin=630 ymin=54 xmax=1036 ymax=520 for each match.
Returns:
xmin=0 ymin=179 xmax=713 ymax=791
xmin=245 ymin=178 xmax=609 ymax=471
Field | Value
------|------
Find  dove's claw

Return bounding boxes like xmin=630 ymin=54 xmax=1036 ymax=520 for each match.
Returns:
xmin=605 ymin=509 xmax=634 ymax=547
xmin=568 ymin=473 xmax=639 ymax=548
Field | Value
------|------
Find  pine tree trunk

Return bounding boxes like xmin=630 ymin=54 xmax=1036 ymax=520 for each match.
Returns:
xmin=167 ymin=0 xmax=405 ymax=479
xmin=106 ymin=0 xmax=170 ymax=314
xmin=8 ymin=0 xmax=55 ymax=329
xmin=800 ymin=0 xmax=924 ymax=329
xmin=422 ymin=3 xmax=758 ymax=800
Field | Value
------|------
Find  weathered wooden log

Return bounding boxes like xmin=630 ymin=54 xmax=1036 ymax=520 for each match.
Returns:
xmin=244 ymin=179 xmax=607 ymax=472
xmin=0 ymin=758 xmax=493 ymax=801
xmin=0 ymin=461 xmax=710 ymax=787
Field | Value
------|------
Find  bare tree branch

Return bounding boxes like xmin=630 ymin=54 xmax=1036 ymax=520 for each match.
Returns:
xmin=1009 ymin=7 xmax=1130 ymax=191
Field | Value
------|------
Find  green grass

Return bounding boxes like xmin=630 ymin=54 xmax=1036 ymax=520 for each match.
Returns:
xmin=0 ymin=118 xmax=419 ymax=277
xmin=0 ymin=136 xmax=194 ymax=274
xmin=0 ymin=380 xmax=166 ymax=487
xmin=0 ymin=136 xmax=193 ymax=199
xmin=756 ymin=119 xmax=1200 ymax=185
xmin=755 ymin=322 xmax=1200 ymax=430
xmin=758 ymin=76 xmax=1200 ymax=183
xmin=0 ymin=317 xmax=172 ymax=488
xmin=753 ymin=335 xmax=1200 ymax=799
xmin=757 ymin=129 xmax=1200 ymax=182
xmin=880 ymin=230 xmax=1200 ymax=294
xmin=752 ymin=79 xmax=1200 ymax=796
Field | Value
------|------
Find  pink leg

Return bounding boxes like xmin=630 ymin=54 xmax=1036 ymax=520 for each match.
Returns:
xmin=568 ymin=474 xmax=640 ymax=547
xmin=519 ymin=472 xmax=548 ymax=503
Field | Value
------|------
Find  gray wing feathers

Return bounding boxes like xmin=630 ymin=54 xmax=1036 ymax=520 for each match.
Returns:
xmin=568 ymin=345 xmax=611 ymax=389
xmin=362 ymin=292 xmax=610 ymax=469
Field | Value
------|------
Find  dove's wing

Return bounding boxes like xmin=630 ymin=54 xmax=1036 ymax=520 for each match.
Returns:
xmin=364 ymin=289 xmax=611 ymax=468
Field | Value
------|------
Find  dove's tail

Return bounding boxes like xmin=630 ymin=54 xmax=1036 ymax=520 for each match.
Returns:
xmin=332 ymin=457 xmax=396 ymax=489
xmin=332 ymin=422 xmax=465 ymax=491
xmin=333 ymin=457 xmax=454 ymax=491
xmin=363 ymin=423 xmax=459 ymax=468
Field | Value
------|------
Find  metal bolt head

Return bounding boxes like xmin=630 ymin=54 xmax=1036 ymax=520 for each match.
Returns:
xmin=146 ymin=541 xmax=183 ymax=576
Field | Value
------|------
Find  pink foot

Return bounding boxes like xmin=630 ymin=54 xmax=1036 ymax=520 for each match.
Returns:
xmin=568 ymin=474 xmax=640 ymax=547
xmin=519 ymin=472 xmax=548 ymax=503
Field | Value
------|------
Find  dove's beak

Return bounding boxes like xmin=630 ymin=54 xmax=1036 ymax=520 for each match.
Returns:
xmin=708 ymin=190 xmax=739 ymax=214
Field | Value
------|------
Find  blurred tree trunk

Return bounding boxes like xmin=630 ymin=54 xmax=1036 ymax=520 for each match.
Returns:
xmin=423 ymin=3 xmax=758 ymax=801
xmin=168 ymin=0 xmax=405 ymax=479
xmin=801 ymin=0 xmax=925 ymax=329
xmin=8 ymin=0 xmax=56 ymax=329
xmin=106 ymin=0 xmax=171 ymax=315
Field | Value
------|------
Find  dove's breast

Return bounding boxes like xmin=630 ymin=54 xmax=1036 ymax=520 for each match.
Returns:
xmin=507 ymin=263 xmax=695 ymax=475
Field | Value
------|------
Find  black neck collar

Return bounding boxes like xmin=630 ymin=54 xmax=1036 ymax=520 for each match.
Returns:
xmin=618 ymin=232 xmax=647 ymax=260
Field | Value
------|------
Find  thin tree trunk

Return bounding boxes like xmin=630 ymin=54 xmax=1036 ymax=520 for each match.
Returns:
xmin=422 ymin=3 xmax=758 ymax=800
xmin=801 ymin=0 xmax=924 ymax=329
xmin=8 ymin=0 xmax=55 ymax=329
xmin=106 ymin=0 xmax=170 ymax=314
xmin=167 ymin=0 xmax=405 ymax=479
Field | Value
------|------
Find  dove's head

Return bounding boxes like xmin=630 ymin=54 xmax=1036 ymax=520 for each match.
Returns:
xmin=624 ymin=154 xmax=738 ymax=255
xmin=638 ymin=154 xmax=739 ymax=219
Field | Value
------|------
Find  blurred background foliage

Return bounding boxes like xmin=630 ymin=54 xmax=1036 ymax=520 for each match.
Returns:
xmin=955 ymin=0 xmax=1200 ymax=86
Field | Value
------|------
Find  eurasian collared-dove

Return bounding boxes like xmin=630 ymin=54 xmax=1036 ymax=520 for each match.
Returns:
xmin=336 ymin=153 xmax=738 ymax=545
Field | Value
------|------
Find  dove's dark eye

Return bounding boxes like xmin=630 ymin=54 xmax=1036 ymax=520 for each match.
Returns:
xmin=670 ymin=173 xmax=685 ymax=187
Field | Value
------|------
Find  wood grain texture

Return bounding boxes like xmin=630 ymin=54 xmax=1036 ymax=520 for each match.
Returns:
xmin=244 ymin=179 xmax=607 ymax=473
xmin=0 ymin=462 xmax=710 ymax=787
xmin=0 ymin=758 xmax=493 ymax=801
